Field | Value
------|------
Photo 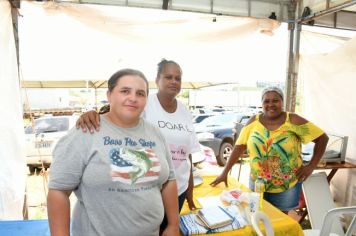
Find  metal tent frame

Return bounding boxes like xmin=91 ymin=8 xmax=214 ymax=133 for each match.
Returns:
xmin=9 ymin=0 xmax=356 ymax=111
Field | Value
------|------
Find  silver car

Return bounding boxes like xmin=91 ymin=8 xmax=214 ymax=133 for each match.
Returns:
xmin=24 ymin=115 xmax=79 ymax=174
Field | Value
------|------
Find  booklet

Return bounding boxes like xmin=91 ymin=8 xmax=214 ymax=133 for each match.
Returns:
xmin=180 ymin=205 xmax=247 ymax=236
xmin=196 ymin=206 xmax=234 ymax=229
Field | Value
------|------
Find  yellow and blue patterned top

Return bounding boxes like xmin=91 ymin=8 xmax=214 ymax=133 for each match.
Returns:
xmin=236 ymin=113 xmax=324 ymax=193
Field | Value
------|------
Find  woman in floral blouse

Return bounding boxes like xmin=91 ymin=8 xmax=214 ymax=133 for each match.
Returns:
xmin=211 ymin=86 xmax=329 ymax=212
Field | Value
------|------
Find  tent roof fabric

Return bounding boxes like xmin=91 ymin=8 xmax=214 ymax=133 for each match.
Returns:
xmin=19 ymin=1 xmax=286 ymax=86
xmin=21 ymin=80 xmax=233 ymax=89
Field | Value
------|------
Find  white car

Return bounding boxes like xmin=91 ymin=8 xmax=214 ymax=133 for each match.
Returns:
xmin=24 ymin=115 xmax=79 ymax=174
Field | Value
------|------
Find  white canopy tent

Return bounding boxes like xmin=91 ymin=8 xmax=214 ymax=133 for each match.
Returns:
xmin=19 ymin=1 xmax=285 ymax=86
xmin=298 ymin=34 xmax=356 ymax=207
xmin=2 ymin=0 xmax=286 ymax=220
xmin=0 ymin=1 xmax=27 ymax=220
xmin=2 ymin=0 xmax=356 ymax=220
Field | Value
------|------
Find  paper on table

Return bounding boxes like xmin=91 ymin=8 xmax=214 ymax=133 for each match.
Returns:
xmin=180 ymin=205 xmax=247 ymax=236
xmin=197 ymin=206 xmax=234 ymax=229
xmin=197 ymin=196 xmax=224 ymax=208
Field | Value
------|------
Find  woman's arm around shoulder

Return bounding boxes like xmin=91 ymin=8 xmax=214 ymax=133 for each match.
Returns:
xmin=75 ymin=109 xmax=103 ymax=133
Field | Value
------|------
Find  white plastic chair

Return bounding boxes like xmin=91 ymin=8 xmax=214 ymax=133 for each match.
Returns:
xmin=302 ymin=172 xmax=345 ymax=235
xmin=251 ymin=211 xmax=275 ymax=236
xmin=303 ymin=206 xmax=356 ymax=236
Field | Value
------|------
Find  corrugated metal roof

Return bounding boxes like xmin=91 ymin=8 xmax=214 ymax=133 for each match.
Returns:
xmin=56 ymin=0 xmax=356 ymax=30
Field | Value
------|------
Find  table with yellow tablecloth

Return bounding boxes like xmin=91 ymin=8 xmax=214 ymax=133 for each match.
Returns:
xmin=180 ymin=176 xmax=304 ymax=236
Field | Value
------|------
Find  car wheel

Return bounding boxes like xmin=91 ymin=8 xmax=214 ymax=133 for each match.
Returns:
xmin=217 ymin=142 xmax=233 ymax=166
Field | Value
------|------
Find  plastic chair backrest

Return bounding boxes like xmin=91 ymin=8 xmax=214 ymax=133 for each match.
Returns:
xmin=302 ymin=172 xmax=344 ymax=235
xmin=320 ymin=206 xmax=356 ymax=236
xmin=251 ymin=211 xmax=275 ymax=236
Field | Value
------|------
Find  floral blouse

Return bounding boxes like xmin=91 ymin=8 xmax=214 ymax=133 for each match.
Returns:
xmin=236 ymin=113 xmax=324 ymax=193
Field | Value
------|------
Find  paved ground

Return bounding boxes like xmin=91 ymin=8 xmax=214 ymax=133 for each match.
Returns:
xmin=25 ymin=170 xmax=48 ymax=219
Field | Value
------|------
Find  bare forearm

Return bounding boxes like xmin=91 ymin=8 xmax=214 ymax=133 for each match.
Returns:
xmin=161 ymin=180 xmax=179 ymax=230
xmin=222 ymin=145 xmax=247 ymax=175
xmin=187 ymin=155 xmax=194 ymax=200
xmin=185 ymin=155 xmax=197 ymax=210
xmin=309 ymin=133 xmax=329 ymax=167
xmin=47 ymin=189 xmax=72 ymax=236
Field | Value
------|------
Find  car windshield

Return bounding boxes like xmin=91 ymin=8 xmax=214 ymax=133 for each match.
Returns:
xmin=199 ymin=113 xmax=242 ymax=127
xmin=239 ymin=116 xmax=250 ymax=125
xmin=25 ymin=117 xmax=69 ymax=134
xmin=193 ymin=115 xmax=212 ymax=123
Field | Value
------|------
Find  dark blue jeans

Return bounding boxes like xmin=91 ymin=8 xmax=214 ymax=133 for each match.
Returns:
xmin=160 ymin=190 xmax=187 ymax=234
xmin=249 ymin=178 xmax=302 ymax=212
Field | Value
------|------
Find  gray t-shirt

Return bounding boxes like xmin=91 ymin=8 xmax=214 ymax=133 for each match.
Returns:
xmin=49 ymin=116 xmax=175 ymax=236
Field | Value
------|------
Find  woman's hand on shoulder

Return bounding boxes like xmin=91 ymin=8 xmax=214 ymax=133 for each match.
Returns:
xmin=289 ymin=113 xmax=309 ymax=125
xmin=75 ymin=110 xmax=101 ymax=133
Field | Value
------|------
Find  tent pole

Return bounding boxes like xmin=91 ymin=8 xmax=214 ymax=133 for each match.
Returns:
xmin=285 ymin=0 xmax=301 ymax=112
xmin=9 ymin=0 xmax=28 ymax=220
xmin=293 ymin=19 xmax=302 ymax=112
xmin=10 ymin=0 xmax=20 ymax=73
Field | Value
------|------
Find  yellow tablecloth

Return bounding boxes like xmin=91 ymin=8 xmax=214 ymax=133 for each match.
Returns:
xmin=180 ymin=176 xmax=304 ymax=236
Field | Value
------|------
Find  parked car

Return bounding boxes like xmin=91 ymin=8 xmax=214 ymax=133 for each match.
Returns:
xmin=191 ymin=144 xmax=216 ymax=165
xmin=193 ymin=107 xmax=227 ymax=114
xmin=195 ymin=112 xmax=251 ymax=166
xmin=232 ymin=115 xmax=251 ymax=143
xmin=24 ymin=115 xmax=79 ymax=174
xmin=192 ymin=113 xmax=215 ymax=125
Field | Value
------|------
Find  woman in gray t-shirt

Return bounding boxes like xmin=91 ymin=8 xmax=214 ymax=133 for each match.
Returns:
xmin=47 ymin=69 xmax=179 ymax=236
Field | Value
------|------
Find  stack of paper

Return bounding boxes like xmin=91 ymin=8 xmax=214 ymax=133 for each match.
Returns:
xmin=180 ymin=205 xmax=247 ymax=236
xmin=196 ymin=206 xmax=233 ymax=229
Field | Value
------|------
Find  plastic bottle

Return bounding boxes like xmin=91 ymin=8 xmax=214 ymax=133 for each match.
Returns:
xmin=254 ymin=176 xmax=265 ymax=210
